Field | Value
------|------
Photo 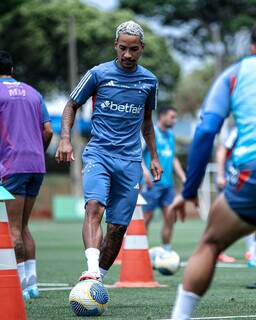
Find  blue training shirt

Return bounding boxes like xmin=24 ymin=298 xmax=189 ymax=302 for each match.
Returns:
xmin=143 ymin=126 xmax=175 ymax=187
xmin=70 ymin=60 xmax=158 ymax=161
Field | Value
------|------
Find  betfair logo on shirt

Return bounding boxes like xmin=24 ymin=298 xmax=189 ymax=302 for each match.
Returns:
xmin=100 ymin=100 xmax=143 ymax=114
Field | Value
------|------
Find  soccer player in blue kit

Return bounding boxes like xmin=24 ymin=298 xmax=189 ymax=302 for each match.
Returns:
xmin=170 ymin=25 xmax=256 ymax=319
xmin=142 ymin=107 xmax=185 ymax=252
xmin=55 ymin=21 xmax=163 ymax=282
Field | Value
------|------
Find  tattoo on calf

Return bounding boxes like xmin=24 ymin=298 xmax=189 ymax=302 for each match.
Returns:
xmin=99 ymin=224 xmax=127 ymax=270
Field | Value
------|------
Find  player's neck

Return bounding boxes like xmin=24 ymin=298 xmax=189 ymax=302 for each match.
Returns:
xmin=158 ymin=122 xmax=167 ymax=132
xmin=0 ymin=75 xmax=12 ymax=78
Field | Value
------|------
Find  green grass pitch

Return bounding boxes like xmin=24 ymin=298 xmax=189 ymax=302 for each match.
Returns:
xmin=26 ymin=219 xmax=256 ymax=319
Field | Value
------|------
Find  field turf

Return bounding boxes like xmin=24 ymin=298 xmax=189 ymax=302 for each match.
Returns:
xmin=26 ymin=219 xmax=256 ymax=319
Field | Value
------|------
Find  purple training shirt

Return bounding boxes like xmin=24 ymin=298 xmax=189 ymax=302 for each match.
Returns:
xmin=0 ymin=78 xmax=50 ymax=178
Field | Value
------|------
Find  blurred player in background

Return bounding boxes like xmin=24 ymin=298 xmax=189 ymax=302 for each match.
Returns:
xmin=170 ymin=25 xmax=256 ymax=319
xmin=0 ymin=50 xmax=53 ymax=300
xmin=56 ymin=21 xmax=162 ymax=282
xmin=142 ymin=106 xmax=185 ymax=252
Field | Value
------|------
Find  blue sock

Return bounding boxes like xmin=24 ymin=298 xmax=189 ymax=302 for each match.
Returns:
xmin=162 ymin=244 xmax=172 ymax=252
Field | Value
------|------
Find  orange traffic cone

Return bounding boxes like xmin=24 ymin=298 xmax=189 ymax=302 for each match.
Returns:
xmin=0 ymin=186 xmax=27 ymax=320
xmin=113 ymin=241 xmax=124 ymax=265
xmin=115 ymin=194 xmax=160 ymax=288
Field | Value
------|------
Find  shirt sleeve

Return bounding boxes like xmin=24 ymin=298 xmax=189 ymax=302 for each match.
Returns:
xmin=39 ymin=94 xmax=50 ymax=123
xmin=145 ymin=80 xmax=158 ymax=110
xmin=224 ymin=128 xmax=238 ymax=149
xmin=201 ymin=62 xmax=240 ymax=119
xmin=70 ymin=68 xmax=97 ymax=105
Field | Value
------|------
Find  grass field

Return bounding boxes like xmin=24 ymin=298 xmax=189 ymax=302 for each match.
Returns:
xmin=26 ymin=218 xmax=256 ymax=320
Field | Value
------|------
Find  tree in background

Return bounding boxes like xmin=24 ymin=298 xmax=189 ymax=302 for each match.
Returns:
xmin=119 ymin=0 xmax=256 ymax=58
xmin=175 ymin=63 xmax=215 ymax=115
xmin=0 ymin=0 xmax=179 ymax=103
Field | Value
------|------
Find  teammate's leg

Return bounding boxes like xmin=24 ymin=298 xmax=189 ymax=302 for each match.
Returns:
xmin=161 ymin=186 xmax=176 ymax=251
xmin=22 ymin=196 xmax=38 ymax=297
xmin=171 ymin=193 xmax=255 ymax=319
xmin=6 ymin=195 xmax=29 ymax=299
xmin=22 ymin=173 xmax=44 ymax=297
xmin=142 ymin=185 xmax=158 ymax=232
xmin=162 ymin=205 xmax=175 ymax=252
xmin=144 ymin=210 xmax=154 ymax=231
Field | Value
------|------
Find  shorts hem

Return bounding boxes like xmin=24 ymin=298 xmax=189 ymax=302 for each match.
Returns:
xmin=105 ymin=219 xmax=129 ymax=226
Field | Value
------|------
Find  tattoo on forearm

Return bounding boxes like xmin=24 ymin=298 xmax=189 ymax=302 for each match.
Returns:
xmin=61 ymin=99 xmax=80 ymax=139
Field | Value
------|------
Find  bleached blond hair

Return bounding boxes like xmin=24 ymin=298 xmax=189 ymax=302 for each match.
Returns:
xmin=116 ymin=20 xmax=144 ymax=43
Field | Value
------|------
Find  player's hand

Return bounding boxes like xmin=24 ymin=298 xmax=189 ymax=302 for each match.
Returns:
xmin=216 ymin=175 xmax=226 ymax=190
xmin=55 ymin=138 xmax=75 ymax=163
xmin=169 ymin=194 xmax=198 ymax=222
xmin=150 ymin=158 xmax=163 ymax=182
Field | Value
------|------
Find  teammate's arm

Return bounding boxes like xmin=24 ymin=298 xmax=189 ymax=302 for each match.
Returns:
xmin=173 ymin=157 xmax=186 ymax=183
xmin=141 ymin=159 xmax=153 ymax=187
xmin=42 ymin=122 xmax=53 ymax=151
xmin=141 ymin=108 xmax=163 ymax=182
xmin=170 ymin=63 xmax=240 ymax=221
xmin=215 ymin=144 xmax=228 ymax=189
xmin=39 ymin=94 xmax=53 ymax=151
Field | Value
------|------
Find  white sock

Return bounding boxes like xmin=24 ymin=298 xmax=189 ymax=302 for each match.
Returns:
xmin=245 ymin=234 xmax=255 ymax=253
xmin=17 ymin=262 xmax=26 ymax=290
xmin=25 ymin=259 xmax=37 ymax=287
xmin=85 ymin=248 xmax=100 ymax=274
xmin=99 ymin=267 xmax=108 ymax=280
xmin=171 ymin=284 xmax=200 ymax=320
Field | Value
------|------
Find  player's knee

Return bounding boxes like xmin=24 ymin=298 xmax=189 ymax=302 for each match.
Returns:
xmin=85 ymin=200 xmax=104 ymax=220
xmin=201 ymin=231 xmax=224 ymax=253
xmin=13 ymin=238 xmax=25 ymax=260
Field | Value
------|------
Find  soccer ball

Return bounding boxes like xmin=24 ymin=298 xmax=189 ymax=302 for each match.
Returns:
xmin=69 ymin=280 xmax=109 ymax=317
xmin=154 ymin=251 xmax=181 ymax=275
xmin=149 ymin=246 xmax=166 ymax=269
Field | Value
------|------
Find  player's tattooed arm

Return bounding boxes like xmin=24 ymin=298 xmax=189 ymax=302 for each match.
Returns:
xmin=141 ymin=108 xmax=163 ymax=181
xmin=55 ymin=99 xmax=80 ymax=163
xmin=60 ymin=99 xmax=81 ymax=140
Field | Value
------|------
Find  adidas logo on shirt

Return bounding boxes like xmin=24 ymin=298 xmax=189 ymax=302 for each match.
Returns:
xmin=133 ymin=183 xmax=140 ymax=189
xmin=105 ymin=80 xmax=115 ymax=86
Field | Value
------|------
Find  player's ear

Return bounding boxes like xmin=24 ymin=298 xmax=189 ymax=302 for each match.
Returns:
xmin=114 ymin=41 xmax=118 ymax=50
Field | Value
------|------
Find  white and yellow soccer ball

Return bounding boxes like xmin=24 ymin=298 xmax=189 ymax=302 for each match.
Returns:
xmin=69 ymin=279 xmax=109 ymax=317
xmin=154 ymin=250 xmax=181 ymax=275
xmin=149 ymin=246 xmax=166 ymax=269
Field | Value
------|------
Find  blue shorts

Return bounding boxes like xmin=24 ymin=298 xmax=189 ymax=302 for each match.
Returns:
xmin=1 ymin=173 xmax=44 ymax=197
xmin=224 ymin=167 xmax=256 ymax=226
xmin=82 ymin=152 xmax=142 ymax=226
xmin=141 ymin=183 xmax=175 ymax=212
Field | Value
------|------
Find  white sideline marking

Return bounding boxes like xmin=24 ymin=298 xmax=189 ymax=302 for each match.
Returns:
xmin=162 ymin=315 xmax=256 ymax=320
xmin=38 ymin=282 xmax=69 ymax=287
xmin=38 ymin=284 xmax=118 ymax=291
xmin=191 ymin=316 xmax=256 ymax=319
xmin=39 ymin=287 xmax=72 ymax=291
xmin=180 ymin=262 xmax=247 ymax=269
